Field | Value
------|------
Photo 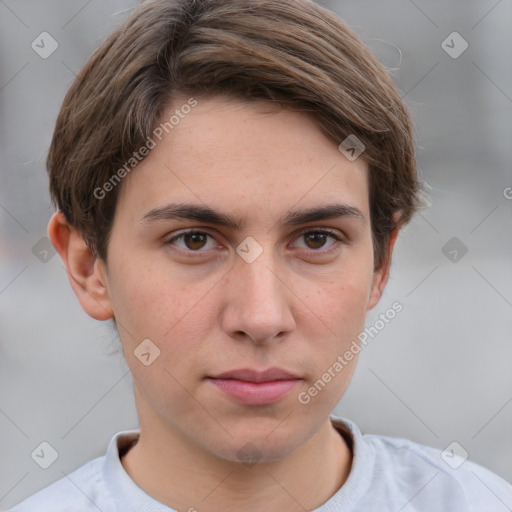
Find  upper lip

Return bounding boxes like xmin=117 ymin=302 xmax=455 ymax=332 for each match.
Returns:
xmin=209 ymin=367 xmax=301 ymax=383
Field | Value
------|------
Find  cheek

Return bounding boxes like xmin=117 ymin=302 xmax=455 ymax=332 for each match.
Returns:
xmin=109 ymin=264 xmax=211 ymax=413
xmin=314 ymin=281 xmax=370 ymax=373
xmin=107 ymin=255 xmax=216 ymax=375
xmin=107 ymin=243 xmax=180 ymax=328
xmin=304 ymin=260 xmax=374 ymax=338
xmin=294 ymin=276 xmax=373 ymax=409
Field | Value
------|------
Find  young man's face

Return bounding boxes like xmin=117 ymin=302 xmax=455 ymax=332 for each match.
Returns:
xmin=57 ymin=95 xmax=393 ymax=463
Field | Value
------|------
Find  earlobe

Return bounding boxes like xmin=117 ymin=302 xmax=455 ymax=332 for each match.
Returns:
xmin=47 ymin=212 xmax=114 ymax=321
xmin=367 ymin=228 xmax=399 ymax=311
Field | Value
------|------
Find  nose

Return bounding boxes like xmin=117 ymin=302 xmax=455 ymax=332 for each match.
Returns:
xmin=220 ymin=246 xmax=296 ymax=345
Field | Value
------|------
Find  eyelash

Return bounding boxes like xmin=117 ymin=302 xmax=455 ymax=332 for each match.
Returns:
xmin=164 ymin=228 xmax=344 ymax=256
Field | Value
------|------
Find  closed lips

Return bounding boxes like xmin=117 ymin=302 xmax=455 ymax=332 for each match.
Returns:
xmin=208 ymin=367 xmax=302 ymax=382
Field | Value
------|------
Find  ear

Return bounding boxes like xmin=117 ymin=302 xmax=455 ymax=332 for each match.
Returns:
xmin=47 ymin=211 xmax=114 ymax=321
xmin=367 ymin=228 xmax=399 ymax=311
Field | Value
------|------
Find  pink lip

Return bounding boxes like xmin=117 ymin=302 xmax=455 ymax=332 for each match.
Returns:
xmin=207 ymin=368 xmax=302 ymax=406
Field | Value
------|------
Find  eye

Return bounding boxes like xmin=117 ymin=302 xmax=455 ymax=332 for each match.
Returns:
xmin=292 ymin=229 xmax=343 ymax=251
xmin=164 ymin=230 xmax=216 ymax=252
xmin=163 ymin=228 xmax=343 ymax=255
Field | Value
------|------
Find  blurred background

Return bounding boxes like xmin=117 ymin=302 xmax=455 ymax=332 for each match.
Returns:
xmin=1 ymin=0 xmax=511 ymax=508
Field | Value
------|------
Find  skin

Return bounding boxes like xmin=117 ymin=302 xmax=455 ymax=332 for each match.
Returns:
xmin=49 ymin=94 xmax=398 ymax=512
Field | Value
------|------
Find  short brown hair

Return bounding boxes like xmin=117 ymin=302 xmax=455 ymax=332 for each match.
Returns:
xmin=47 ymin=0 xmax=424 ymax=269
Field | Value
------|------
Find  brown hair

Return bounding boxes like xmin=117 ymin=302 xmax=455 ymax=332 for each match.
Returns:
xmin=47 ymin=0 xmax=425 ymax=269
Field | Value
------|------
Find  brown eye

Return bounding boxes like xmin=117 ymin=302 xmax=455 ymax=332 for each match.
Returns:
xmin=294 ymin=230 xmax=342 ymax=251
xmin=304 ymin=232 xmax=328 ymax=249
xmin=182 ymin=232 xmax=208 ymax=250
xmin=165 ymin=230 xmax=215 ymax=252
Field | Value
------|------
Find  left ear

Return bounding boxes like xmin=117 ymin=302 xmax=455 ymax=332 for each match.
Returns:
xmin=367 ymin=228 xmax=399 ymax=311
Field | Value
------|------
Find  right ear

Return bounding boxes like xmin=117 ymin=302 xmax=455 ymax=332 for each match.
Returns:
xmin=47 ymin=211 xmax=114 ymax=321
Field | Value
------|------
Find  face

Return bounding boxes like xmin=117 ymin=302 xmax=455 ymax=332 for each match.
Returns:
xmin=94 ymin=95 xmax=390 ymax=462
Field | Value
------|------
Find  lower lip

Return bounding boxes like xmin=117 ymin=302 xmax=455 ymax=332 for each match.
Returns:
xmin=208 ymin=378 xmax=300 ymax=405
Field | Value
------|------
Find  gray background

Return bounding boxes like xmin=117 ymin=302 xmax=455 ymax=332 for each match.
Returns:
xmin=1 ymin=0 xmax=511 ymax=508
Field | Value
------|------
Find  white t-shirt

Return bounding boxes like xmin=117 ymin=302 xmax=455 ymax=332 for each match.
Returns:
xmin=8 ymin=415 xmax=512 ymax=511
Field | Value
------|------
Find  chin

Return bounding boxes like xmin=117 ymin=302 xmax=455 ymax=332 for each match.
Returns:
xmin=210 ymin=426 xmax=306 ymax=466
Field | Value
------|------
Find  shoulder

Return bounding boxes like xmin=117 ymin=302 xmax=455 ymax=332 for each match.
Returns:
xmin=330 ymin=416 xmax=512 ymax=511
xmin=7 ymin=455 xmax=116 ymax=512
xmin=365 ymin=432 xmax=512 ymax=511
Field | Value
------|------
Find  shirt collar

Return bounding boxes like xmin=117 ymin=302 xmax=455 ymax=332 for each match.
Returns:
xmin=103 ymin=429 xmax=173 ymax=511
xmin=319 ymin=414 xmax=374 ymax=510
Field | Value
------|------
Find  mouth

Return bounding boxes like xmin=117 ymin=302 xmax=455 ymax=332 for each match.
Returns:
xmin=206 ymin=367 xmax=302 ymax=406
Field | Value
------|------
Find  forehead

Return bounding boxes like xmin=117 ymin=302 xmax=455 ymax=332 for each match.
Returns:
xmin=114 ymin=94 xmax=370 ymax=227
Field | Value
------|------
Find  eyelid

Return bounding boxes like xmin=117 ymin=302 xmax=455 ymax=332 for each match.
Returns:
xmin=295 ymin=226 xmax=343 ymax=239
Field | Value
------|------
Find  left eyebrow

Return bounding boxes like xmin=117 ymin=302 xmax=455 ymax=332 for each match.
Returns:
xmin=139 ymin=202 xmax=366 ymax=229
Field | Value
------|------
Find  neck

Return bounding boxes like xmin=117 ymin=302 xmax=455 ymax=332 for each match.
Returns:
xmin=121 ymin=413 xmax=352 ymax=512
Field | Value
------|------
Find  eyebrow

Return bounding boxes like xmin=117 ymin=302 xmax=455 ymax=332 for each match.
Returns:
xmin=139 ymin=202 xmax=366 ymax=229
